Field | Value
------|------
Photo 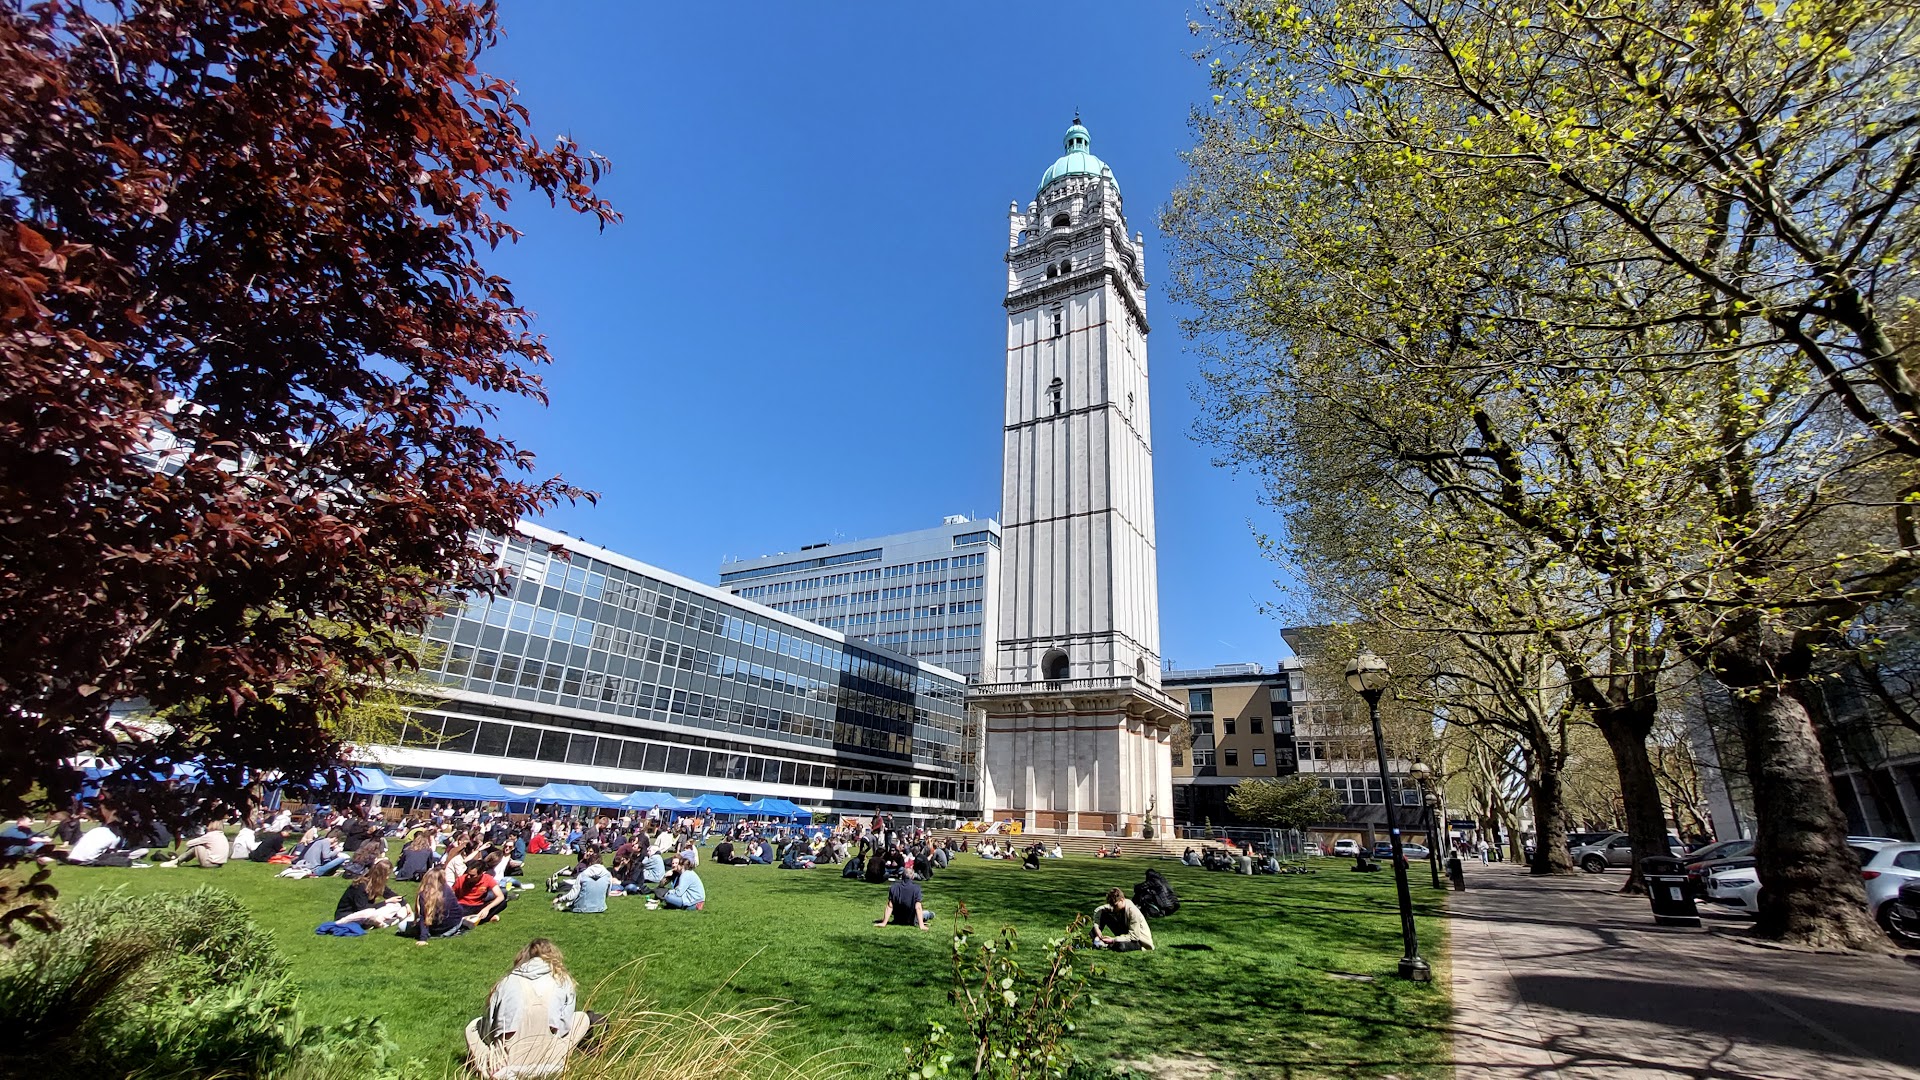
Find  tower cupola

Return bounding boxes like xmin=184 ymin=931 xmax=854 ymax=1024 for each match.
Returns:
xmin=1037 ymin=115 xmax=1118 ymax=198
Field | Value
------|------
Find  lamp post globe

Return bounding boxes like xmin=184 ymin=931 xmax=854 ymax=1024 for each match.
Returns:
xmin=1346 ymin=651 xmax=1430 ymax=982
xmin=1344 ymin=652 xmax=1390 ymax=699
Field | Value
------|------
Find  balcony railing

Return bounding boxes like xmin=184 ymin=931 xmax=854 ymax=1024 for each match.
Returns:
xmin=968 ymin=675 xmax=1185 ymax=715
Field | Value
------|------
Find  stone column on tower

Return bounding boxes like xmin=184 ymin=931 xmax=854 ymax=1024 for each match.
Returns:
xmin=968 ymin=118 xmax=1180 ymax=839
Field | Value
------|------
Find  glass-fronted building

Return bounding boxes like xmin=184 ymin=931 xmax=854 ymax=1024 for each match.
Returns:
xmin=715 ymin=516 xmax=1002 ymax=680
xmin=373 ymin=522 xmax=968 ymax=821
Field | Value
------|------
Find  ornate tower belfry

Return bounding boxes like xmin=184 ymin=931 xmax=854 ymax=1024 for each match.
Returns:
xmin=969 ymin=119 xmax=1179 ymax=838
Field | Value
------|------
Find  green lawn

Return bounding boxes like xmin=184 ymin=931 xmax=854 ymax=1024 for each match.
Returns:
xmin=44 ymin=852 xmax=1449 ymax=1078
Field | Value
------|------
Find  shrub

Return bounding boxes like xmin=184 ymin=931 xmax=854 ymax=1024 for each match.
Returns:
xmin=898 ymin=903 xmax=1102 ymax=1080
xmin=0 ymin=885 xmax=405 ymax=1080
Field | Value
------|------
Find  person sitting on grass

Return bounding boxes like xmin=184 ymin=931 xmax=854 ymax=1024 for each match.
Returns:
xmin=1 ymin=815 xmax=52 ymax=864
xmin=394 ymin=828 xmax=435 ymax=882
xmin=1182 ymin=846 xmax=1201 ymax=867
xmin=1022 ymin=842 xmax=1044 ymax=871
xmin=159 ymin=821 xmax=229 ymax=868
xmin=229 ymin=816 xmax=258 ymax=861
xmin=294 ymin=828 xmax=346 ymax=876
xmin=711 ymin=839 xmax=749 ymax=865
xmin=407 ymin=866 xmax=469 ymax=943
xmin=655 ymin=854 xmax=706 ymax=910
xmin=1091 ymin=887 xmax=1155 ymax=952
xmin=340 ymin=838 xmax=386 ymax=880
xmin=455 ymin=852 xmax=510 ymax=926
xmin=553 ymin=851 xmax=612 ymax=914
xmin=248 ymin=826 xmax=290 ymax=863
xmin=333 ymin=858 xmax=408 ymax=928
xmin=61 ymin=807 xmax=128 ymax=866
xmin=465 ymin=938 xmax=596 ymax=1080
xmin=874 ymin=873 xmax=931 ymax=930
xmin=1132 ymin=868 xmax=1181 ymax=919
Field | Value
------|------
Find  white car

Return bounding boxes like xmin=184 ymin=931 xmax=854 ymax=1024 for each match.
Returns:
xmin=1859 ymin=841 xmax=1920 ymax=931
xmin=1332 ymin=839 xmax=1361 ymax=857
xmin=1302 ymin=842 xmax=1324 ymax=858
xmin=1706 ymin=864 xmax=1761 ymax=913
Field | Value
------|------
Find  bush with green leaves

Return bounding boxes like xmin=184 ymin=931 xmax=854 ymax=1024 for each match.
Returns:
xmin=0 ymin=885 xmax=408 ymax=1079
xmin=898 ymin=903 xmax=1102 ymax=1080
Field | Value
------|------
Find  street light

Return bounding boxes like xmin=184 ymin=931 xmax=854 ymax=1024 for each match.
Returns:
xmin=1344 ymin=651 xmax=1431 ymax=983
xmin=1409 ymin=761 xmax=1443 ymax=890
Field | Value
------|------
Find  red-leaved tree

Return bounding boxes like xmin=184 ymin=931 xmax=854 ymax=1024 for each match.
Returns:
xmin=0 ymin=0 xmax=615 ymax=924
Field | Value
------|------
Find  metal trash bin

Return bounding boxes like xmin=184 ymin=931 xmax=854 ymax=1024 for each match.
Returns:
xmin=1641 ymin=855 xmax=1701 ymax=927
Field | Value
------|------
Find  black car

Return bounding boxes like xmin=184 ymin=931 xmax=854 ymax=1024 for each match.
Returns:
xmin=1889 ymin=879 xmax=1920 ymax=946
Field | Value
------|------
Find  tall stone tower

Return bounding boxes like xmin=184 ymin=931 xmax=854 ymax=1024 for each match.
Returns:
xmin=971 ymin=119 xmax=1180 ymax=838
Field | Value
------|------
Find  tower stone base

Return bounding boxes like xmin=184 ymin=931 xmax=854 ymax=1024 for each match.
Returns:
xmin=969 ymin=676 xmax=1180 ymax=838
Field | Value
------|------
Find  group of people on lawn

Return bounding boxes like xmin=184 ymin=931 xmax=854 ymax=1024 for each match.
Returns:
xmin=14 ymin=801 xmax=1185 ymax=1077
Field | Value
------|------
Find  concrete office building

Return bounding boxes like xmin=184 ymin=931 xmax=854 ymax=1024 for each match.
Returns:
xmin=1162 ymin=663 xmax=1301 ymax=825
xmin=716 ymin=517 xmax=1002 ymax=681
xmin=971 ymin=118 xmax=1181 ymax=837
xmin=370 ymin=522 xmax=968 ymax=821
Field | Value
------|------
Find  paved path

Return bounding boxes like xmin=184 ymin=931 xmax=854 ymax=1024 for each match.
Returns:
xmin=1450 ymin=860 xmax=1920 ymax=1079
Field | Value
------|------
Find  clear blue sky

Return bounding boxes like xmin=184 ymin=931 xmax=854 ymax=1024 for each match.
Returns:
xmin=478 ymin=3 xmax=1296 ymax=668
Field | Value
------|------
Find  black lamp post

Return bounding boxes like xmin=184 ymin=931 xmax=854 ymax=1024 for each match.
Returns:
xmin=1409 ymin=761 xmax=1444 ymax=889
xmin=1345 ymin=651 xmax=1430 ymax=982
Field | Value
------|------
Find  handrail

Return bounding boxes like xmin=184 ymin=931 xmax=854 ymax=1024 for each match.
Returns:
xmin=968 ymin=675 xmax=1184 ymax=713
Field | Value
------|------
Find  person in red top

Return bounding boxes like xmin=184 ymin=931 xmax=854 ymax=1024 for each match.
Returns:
xmin=455 ymin=848 xmax=509 ymax=926
xmin=527 ymin=832 xmax=550 ymax=855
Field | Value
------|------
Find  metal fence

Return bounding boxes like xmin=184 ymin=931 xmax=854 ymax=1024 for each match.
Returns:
xmin=1174 ymin=825 xmax=1316 ymax=857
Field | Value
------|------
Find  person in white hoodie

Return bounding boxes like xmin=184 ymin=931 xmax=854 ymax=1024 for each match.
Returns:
xmin=466 ymin=938 xmax=595 ymax=1078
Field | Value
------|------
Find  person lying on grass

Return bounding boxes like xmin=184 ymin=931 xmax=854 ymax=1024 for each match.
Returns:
xmin=466 ymin=938 xmax=599 ymax=1080
xmin=456 ymin=850 xmax=511 ymax=925
xmin=655 ymin=854 xmax=706 ymax=910
xmin=334 ymin=858 xmax=408 ymax=928
xmin=874 ymin=875 xmax=931 ymax=930
xmin=1091 ymin=887 xmax=1155 ymax=952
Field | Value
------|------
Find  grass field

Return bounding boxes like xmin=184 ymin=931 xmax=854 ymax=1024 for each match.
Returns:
xmin=44 ymin=851 xmax=1449 ymax=1078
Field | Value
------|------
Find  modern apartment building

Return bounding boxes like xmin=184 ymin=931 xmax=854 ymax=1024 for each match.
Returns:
xmin=716 ymin=517 xmax=1002 ymax=681
xmin=1168 ymin=640 xmax=1426 ymax=845
xmin=375 ymin=522 xmax=969 ymax=821
xmin=1163 ymin=663 xmax=1300 ymax=825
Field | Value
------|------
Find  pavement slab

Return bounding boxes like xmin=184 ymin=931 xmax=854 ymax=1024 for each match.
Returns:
xmin=1448 ymin=860 xmax=1920 ymax=1079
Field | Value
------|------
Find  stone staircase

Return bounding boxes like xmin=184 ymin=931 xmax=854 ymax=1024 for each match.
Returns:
xmin=933 ymin=829 xmax=1198 ymax=860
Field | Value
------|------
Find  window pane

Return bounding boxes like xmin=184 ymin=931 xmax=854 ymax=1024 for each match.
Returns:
xmin=507 ymin=726 xmax=541 ymax=760
xmin=473 ymin=722 xmax=509 ymax=757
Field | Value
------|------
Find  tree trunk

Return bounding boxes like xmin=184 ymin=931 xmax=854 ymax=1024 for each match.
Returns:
xmin=1705 ymin=619 xmax=1885 ymax=950
xmin=1529 ymin=766 xmax=1575 ymax=875
xmin=1593 ymin=704 xmax=1669 ymax=894
xmin=1735 ymin=685 xmax=1882 ymax=948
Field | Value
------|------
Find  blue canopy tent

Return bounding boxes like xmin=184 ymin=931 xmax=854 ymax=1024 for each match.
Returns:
xmin=413 ymin=774 xmax=518 ymax=803
xmin=345 ymin=767 xmax=415 ymax=797
xmin=622 ymin=791 xmax=686 ymax=812
xmin=683 ymin=793 xmax=751 ymax=816
xmin=518 ymin=782 xmax=622 ymax=809
xmin=743 ymin=797 xmax=808 ymax=820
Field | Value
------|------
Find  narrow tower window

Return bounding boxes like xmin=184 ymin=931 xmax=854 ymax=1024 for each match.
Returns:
xmin=1051 ymin=309 xmax=1063 ymax=338
xmin=1047 ymin=377 xmax=1063 ymax=415
xmin=1059 ymin=258 xmax=1072 ymax=274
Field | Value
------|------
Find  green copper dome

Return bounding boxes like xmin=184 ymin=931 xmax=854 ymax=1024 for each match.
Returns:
xmin=1037 ymin=117 xmax=1118 ymax=198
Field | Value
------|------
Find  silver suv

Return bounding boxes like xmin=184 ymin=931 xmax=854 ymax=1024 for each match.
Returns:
xmin=1571 ymin=832 xmax=1683 ymax=873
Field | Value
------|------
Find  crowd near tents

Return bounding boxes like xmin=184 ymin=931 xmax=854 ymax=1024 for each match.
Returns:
xmin=71 ymin=758 xmax=815 ymax=820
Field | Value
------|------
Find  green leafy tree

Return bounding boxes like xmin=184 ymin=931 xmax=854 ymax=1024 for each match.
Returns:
xmin=1166 ymin=0 xmax=1916 ymax=947
xmin=1227 ymin=775 xmax=1343 ymax=832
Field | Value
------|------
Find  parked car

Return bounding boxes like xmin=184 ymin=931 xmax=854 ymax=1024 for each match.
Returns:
xmin=1699 ymin=839 xmax=1919 ymax=927
xmin=1332 ymin=838 xmax=1361 ymax=857
xmin=1887 ymin=880 xmax=1920 ymax=946
xmin=1401 ymin=843 xmax=1432 ymax=860
xmin=1371 ymin=842 xmax=1396 ymax=860
xmin=1683 ymin=839 xmax=1756 ymax=897
xmin=1564 ymin=831 xmax=1615 ymax=852
xmin=1858 ymin=841 xmax=1920 ymax=933
xmin=1302 ymin=842 xmax=1324 ymax=858
xmin=1706 ymin=863 xmax=1761 ymax=913
xmin=1570 ymin=832 xmax=1686 ymax=873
